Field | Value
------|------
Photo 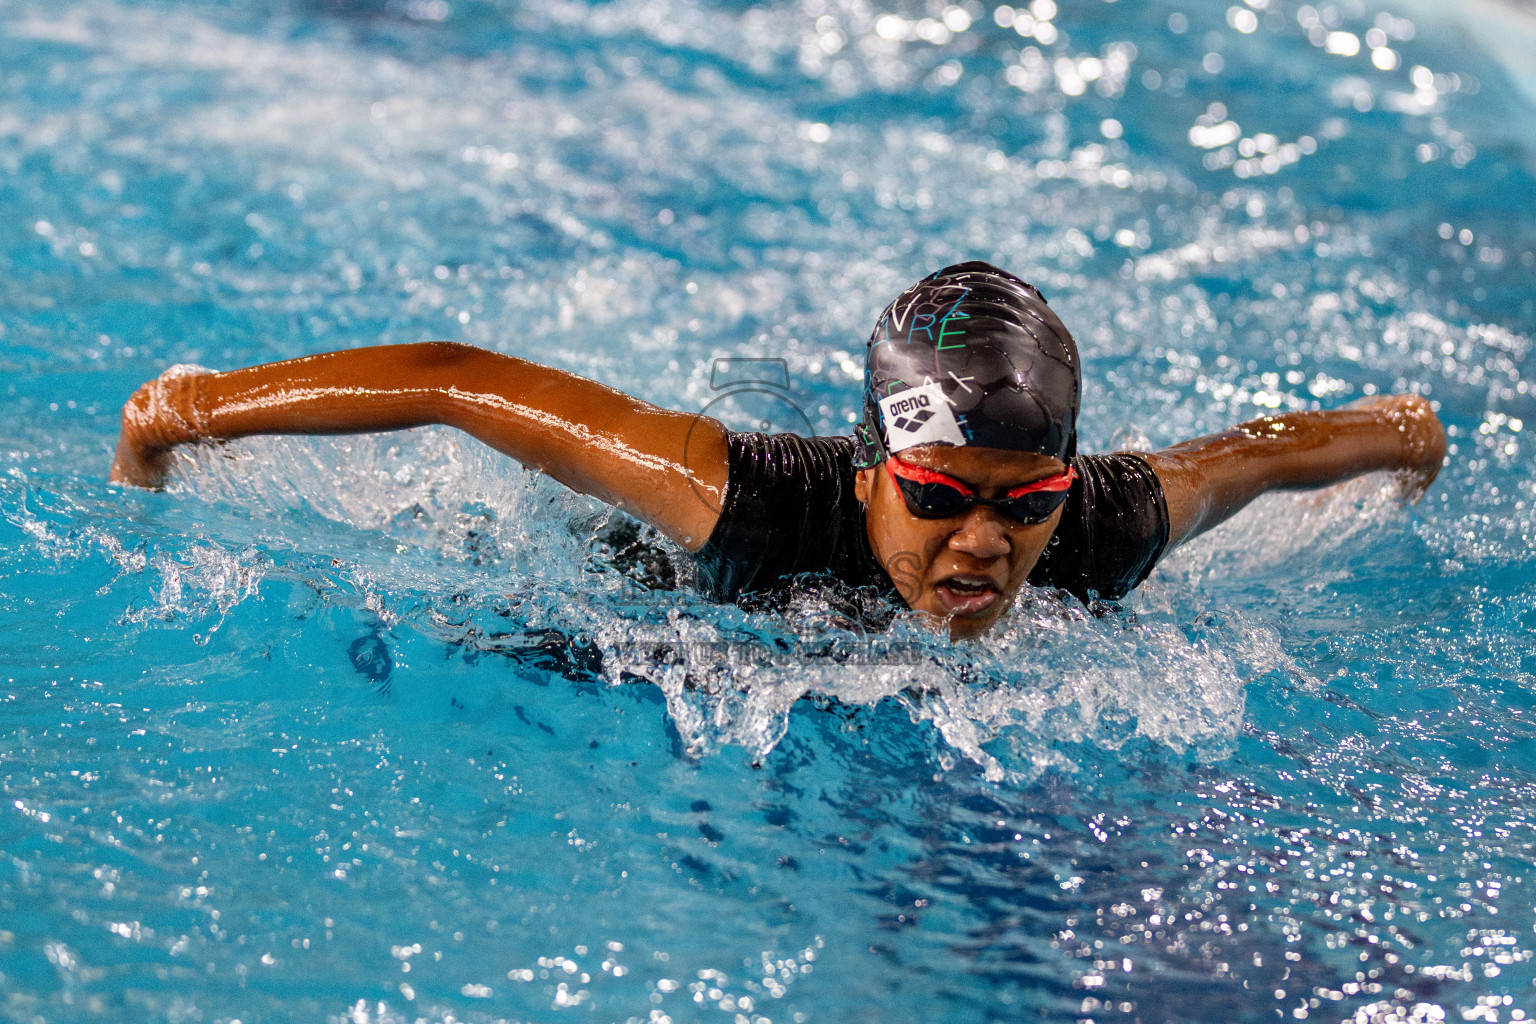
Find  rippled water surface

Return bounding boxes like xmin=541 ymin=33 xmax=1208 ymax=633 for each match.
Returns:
xmin=2 ymin=0 xmax=1534 ymax=1020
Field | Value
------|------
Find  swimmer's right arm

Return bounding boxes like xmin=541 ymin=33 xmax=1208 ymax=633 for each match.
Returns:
xmin=109 ymin=342 xmax=730 ymax=551
xmin=1141 ymin=393 xmax=1447 ymax=549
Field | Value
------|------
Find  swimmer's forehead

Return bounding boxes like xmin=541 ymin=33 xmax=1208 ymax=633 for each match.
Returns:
xmin=899 ymin=443 xmax=1066 ymax=483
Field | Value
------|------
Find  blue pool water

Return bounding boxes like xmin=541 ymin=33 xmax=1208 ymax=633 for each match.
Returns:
xmin=2 ymin=0 xmax=1535 ymax=1020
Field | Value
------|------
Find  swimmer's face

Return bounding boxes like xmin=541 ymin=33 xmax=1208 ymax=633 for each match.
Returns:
xmin=855 ymin=445 xmax=1065 ymax=640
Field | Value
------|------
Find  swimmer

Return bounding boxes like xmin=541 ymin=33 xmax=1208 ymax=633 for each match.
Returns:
xmin=110 ymin=261 xmax=1446 ymax=638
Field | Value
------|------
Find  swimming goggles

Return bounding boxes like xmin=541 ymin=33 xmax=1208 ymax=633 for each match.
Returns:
xmin=883 ymin=454 xmax=1076 ymax=524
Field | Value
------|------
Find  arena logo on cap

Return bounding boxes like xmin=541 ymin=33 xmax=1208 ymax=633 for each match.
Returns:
xmin=879 ymin=382 xmax=965 ymax=452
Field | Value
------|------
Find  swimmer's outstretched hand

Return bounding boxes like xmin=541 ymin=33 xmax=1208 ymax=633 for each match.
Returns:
xmin=109 ymin=365 xmax=212 ymax=489
xmin=1340 ymin=393 xmax=1447 ymax=503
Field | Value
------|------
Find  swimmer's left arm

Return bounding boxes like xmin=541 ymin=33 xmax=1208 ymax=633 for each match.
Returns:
xmin=1140 ymin=393 xmax=1447 ymax=548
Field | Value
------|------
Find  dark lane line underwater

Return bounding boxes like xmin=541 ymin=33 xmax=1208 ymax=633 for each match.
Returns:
xmin=1 ymin=0 xmax=1534 ymax=1021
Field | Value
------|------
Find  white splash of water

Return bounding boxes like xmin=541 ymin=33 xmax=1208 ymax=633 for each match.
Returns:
xmin=121 ymin=543 xmax=267 ymax=641
xmin=168 ymin=428 xmax=596 ymax=576
xmin=1157 ymin=472 xmax=1413 ymax=585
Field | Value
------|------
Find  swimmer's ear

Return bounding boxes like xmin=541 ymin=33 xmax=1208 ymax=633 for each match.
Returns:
xmin=854 ymin=466 xmax=875 ymax=504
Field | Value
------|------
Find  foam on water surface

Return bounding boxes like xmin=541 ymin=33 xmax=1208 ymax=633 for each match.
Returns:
xmin=1 ymin=0 xmax=1534 ymax=1020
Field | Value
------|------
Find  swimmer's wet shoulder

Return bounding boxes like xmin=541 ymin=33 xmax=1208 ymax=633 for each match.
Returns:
xmin=692 ymin=433 xmax=880 ymax=601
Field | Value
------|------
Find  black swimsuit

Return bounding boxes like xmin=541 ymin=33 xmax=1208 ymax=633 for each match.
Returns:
xmin=693 ymin=432 xmax=1170 ymax=605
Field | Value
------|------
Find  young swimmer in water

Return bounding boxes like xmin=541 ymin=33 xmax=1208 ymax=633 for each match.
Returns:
xmin=110 ymin=262 xmax=1446 ymax=638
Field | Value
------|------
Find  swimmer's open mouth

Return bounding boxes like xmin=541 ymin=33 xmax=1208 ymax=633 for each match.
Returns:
xmin=934 ymin=575 xmax=1002 ymax=617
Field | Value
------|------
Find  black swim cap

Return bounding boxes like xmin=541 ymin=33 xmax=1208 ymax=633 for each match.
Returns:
xmin=852 ymin=261 xmax=1081 ymax=469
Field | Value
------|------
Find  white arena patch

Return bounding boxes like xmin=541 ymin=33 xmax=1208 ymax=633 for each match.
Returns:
xmin=879 ymin=382 xmax=965 ymax=452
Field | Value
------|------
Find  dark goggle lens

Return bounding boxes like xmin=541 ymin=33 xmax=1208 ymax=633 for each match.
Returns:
xmin=894 ymin=477 xmax=971 ymax=518
xmin=994 ymin=489 xmax=1070 ymax=524
xmin=890 ymin=465 xmax=1073 ymax=524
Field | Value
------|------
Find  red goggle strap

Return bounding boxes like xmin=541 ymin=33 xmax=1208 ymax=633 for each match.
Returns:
xmin=886 ymin=456 xmax=1076 ymax=497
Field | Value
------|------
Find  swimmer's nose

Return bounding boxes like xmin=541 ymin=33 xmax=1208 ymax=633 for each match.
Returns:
xmin=947 ymin=507 xmax=1011 ymax=560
